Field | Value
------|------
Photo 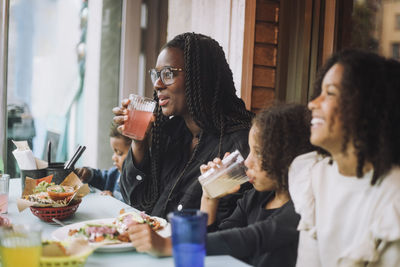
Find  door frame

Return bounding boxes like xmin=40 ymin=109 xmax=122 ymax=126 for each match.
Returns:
xmin=0 ymin=0 xmax=9 ymax=171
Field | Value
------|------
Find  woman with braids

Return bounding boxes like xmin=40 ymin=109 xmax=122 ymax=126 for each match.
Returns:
xmin=289 ymin=50 xmax=400 ymax=266
xmin=112 ymin=33 xmax=253 ymax=221
xmin=126 ymin=104 xmax=314 ymax=267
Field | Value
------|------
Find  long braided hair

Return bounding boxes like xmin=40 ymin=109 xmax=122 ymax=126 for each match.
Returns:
xmin=137 ymin=33 xmax=254 ymax=213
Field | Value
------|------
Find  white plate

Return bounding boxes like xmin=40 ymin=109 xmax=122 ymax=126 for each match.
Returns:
xmin=52 ymin=217 xmax=171 ymax=253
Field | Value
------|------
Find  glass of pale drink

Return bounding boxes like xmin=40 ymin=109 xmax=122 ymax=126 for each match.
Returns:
xmin=0 ymin=225 xmax=42 ymax=267
xmin=198 ymin=150 xmax=249 ymax=198
xmin=123 ymin=94 xmax=156 ymax=140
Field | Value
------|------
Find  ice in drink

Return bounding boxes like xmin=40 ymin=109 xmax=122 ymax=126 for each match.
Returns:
xmin=124 ymin=109 xmax=154 ymax=140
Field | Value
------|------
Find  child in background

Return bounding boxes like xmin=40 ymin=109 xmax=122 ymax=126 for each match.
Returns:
xmin=76 ymin=123 xmax=131 ymax=202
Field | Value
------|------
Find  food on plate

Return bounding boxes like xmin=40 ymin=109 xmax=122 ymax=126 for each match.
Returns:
xmin=67 ymin=211 xmax=165 ymax=244
xmin=33 ymin=181 xmax=55 ymax=193
xmin=117 ymin=211 xmax=164 ymax=231
xmin=68 ymin=223 xmax=129 ymax=243
xmin=47 ymin=185 xmax=76 ymax=201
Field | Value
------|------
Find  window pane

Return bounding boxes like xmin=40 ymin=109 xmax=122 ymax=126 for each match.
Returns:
xmin=393 ymin=43 xmax=400 ymax=59
xmin=347 ymin=0 xmax=400 ymax=60
xmin=6 ymin=0 xmax=82 ymax=177
xmin=396 ymin=14 xmax=400 ymax=29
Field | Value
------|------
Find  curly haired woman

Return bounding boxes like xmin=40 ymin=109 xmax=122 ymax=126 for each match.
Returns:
xmin=289 ymin=50 xmax=400 ymax=266
xmin=113 ymin=33 xmax=253 ymax=222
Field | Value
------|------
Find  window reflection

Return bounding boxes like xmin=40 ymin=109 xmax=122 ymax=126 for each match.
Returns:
xmin=350 ymin=0 xmax=400 ymax=60
xmin=6 ymin=0 xmax=82 ymax=177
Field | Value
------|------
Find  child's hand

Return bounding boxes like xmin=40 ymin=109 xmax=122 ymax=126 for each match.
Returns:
xmin=199 ymin=152 xmax=234 ymax=199
xmin=200 ymin=152 xmax=240 ymax=225
xmin=128 ymin=222 xmax=172 ymax=257
xmin=199 ymin=152 xmax=231 ymax=174
xmin=75 ymin=167 xmax=91 ymax=182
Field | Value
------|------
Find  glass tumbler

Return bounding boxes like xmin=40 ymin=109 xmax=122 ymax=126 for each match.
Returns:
xmin=168 ymin=210 xmax=208 ymax=267
xmin=0 ymin=224 xmax=42 ymax=267
xmin=123 ymin=94 xmax=156 ymax=140
xmin=0 ymin=174 xmax=10 ymax=214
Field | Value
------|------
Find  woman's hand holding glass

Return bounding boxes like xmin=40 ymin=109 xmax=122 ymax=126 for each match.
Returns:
xmin=113 ymin=97 xmax=155 ymax=141
xmin=112 ymin=98 xmax=130 ymax=135
xmin=112 ymin=98 xmax=154 ymax=165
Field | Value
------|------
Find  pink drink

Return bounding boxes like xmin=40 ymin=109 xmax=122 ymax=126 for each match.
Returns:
xmin=0 ymin=193 xmax=8 ymax=214
xmin=124 ymin=109 xmax=153 ymax=140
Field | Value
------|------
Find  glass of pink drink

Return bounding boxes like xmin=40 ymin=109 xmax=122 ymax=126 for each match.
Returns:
xmin=123 ymin=94 xmax=156 ymax=140
xmin=0 ymin=174 xmax=10 ymax=214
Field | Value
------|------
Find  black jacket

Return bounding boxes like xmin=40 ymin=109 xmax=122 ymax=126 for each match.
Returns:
xmin=120 ymin=116 xmax=250 ymax=223
xmin=207 ymin=190 xmax=300 ymax=267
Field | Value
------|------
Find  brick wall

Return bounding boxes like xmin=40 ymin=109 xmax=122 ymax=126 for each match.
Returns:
xmin=251 ymin=0 xmax=279 ymax=113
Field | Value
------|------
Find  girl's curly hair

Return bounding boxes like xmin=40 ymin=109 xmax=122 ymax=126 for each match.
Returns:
xmin=311 ymin=49 xmax=400 ymax=185
xmin=252 ymin=103 xmax=314 ymax=191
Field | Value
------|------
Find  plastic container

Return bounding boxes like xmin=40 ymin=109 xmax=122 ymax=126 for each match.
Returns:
xmin=20 ymin=168 xmax=48 ymax=190
xmin=21 ymin=165 xmax=74 ymax=191
xmin=198 ymin=150 xmax=249 ymax=198
xmin=46 ymin=162 xmax=74 ymax=185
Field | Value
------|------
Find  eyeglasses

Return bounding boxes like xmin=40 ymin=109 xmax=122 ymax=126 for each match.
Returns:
xmin=149 ymin=67 xmax=184 ymax=86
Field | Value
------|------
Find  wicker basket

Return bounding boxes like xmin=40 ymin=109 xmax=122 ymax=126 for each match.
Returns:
xmin=30 ymin=200 xmax=82 ymax=222
xmin=40 ymin=249 xmax=92 ymax=267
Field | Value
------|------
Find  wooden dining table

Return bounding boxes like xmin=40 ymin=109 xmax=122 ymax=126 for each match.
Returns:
xmin=6 ymin=178 xmax=250 ymax=267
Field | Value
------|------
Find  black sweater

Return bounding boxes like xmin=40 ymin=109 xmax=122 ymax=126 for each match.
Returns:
xmin=207 ymin=190 xmax=300 ymax=267
xmin=120 ymin=116 xmax=250 ymax=223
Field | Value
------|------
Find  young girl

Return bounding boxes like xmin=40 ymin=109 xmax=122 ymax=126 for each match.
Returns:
xmin=289 ymin=50 xmax=400 ymax=266
xmin=127 ymin=104 xmax=314 ymax=267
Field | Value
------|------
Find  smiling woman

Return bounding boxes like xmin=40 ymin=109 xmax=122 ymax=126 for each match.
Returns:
xmin=290 ymin=49 xmax=400 ymax=267
xmin=113 ymin=33 xmax=254 ymax=223
xmin=308 ymin=64 xmax=344 ymax=154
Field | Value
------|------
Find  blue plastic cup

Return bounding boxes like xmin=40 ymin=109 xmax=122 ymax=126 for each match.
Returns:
xmin=168 ymin=210 xmax=208 ymax=267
